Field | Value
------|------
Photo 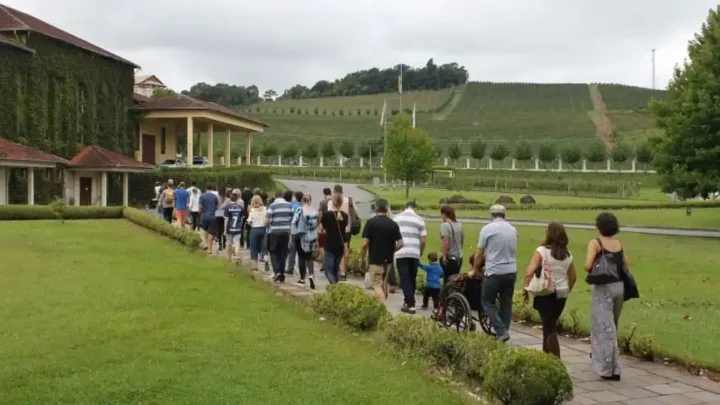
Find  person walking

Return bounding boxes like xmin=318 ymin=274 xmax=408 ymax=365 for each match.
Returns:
xmin=224 ymin=189 xmax=245 ymax=262
xmin=471 ymin=204 xmax=518 ymax=342
xmin=393 ymin=201 xmax=427 ymax=314
xmin=173 ymin=182 xmax=190 ymax=228
xmin=419 ymin=252 xmax=444 ymax=310
xmin=265 ymin=190 xmax=294 ymax=283
xmin=291 ymin=194 xmax=318 ymax=289
xmin=317 ymin=187 xmax=332 ymax=264
xmin=523 ymin=222 xmax=577 ymax=357
xmin=439 ymin=205 xmax=464 ymax=284
xmin=584 ymin=212 xmax=627 ymax=381
xmin=159 ymin=180 xmax=175 ymax=223
xmin=326 ymin=185 xmax=355 ymax=281
xmin=240 ymin=187 xmax=253 ymax=248
xmin=247 ymin=195 xmax=267 ymax=270
xmin=213 ymin=189 xmax=228 ymax=251
xmin=189 ymin=185 xmax=201 ymax=231
xmin=359 ymin=199 xmax=403 ymax=302
xmin=319 ymin=193 xmax=349 ymax=284
xmin=156 ymin=181 xmax=167 ymax=219
xmin=199 ymin=184 xmax=220 ymax=255
xmin=285 ymin=189 xmax=300 ymax=276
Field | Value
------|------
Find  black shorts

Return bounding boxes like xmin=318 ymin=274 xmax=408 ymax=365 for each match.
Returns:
xmin=201 ymin=218 xmax=217 ymax=235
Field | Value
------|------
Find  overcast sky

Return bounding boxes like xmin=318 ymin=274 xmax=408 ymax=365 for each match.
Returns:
xmin=6 ymin=0 xmax=717 ymax=93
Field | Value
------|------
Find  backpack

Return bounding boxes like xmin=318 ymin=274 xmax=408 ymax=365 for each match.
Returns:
xmin=348 ymin=197 xmax=361 ymax=236
xmin=164 ymin=188 xmax=175 ymax=205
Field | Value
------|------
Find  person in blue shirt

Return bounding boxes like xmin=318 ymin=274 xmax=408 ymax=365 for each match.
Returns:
xmin=287 ymin=190 xmax=303 ymax=276
xmin=173 ymin=182 xmax=190 ymax=229
xmin=199 ymin=184 xmax=220 ymax=255
xmin=419 ymin=252 xmax=444 ymax=310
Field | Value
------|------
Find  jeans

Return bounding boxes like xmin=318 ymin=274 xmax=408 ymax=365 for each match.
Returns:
xmin=396 ymin=257 xmax=419 ymax=307
xmin=481 ymin=273 xmax=517 ymax=337
xmin=162 ymin=207 xmax=173 ymax=223
xmin=324 ymin=250 xmax=342 ymax=284
xmin=215 ymin=217 xmax=226 ymax=248
xmin=190 ymin=212 xmax=200 ymax=231
xmin=249 ymin=227 xmax=266 ymax=261
xmin=268 ymin=232 xmax=290 ymax=276
xmin=287 ymin=235 xmax=297 ymax=274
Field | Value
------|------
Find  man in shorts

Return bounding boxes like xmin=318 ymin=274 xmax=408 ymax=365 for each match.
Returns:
xmin=173 ymin=182 xmax=190 ymax=228
xmin=360 ymin=199 xmax=403 ymax=302
xmin=199 ymin=184 xmax=220 ymax=254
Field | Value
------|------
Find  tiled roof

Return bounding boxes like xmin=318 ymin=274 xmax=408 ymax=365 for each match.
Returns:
xmin=0 ymin=4 xmax=139 ymax=68
xmin=133 ymin=94 xmax=267 ymax=127
xmin=133 ymin=92 xmax=151 ymax=104
xmin=0 ymin=137 xmax=68 ymax=164
xmin=69 ymin=145 xmax=154 ymax=170
xmin=0 ymin=34 xmax=34 ymax=53
xmin=134 ymin=74 xmax=164 ymax=86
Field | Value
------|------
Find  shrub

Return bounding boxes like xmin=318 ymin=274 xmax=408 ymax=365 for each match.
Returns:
xmin=512 ymin=290 xmax=536 ymax=323
xmin=50 ymin=198 xmax=67 ymax=223
xmin=558 ymin=308 xmax=583 ymax=336
xmin=338 ymin=109 xmax=344 ymax=116
xmin=482 ymin=348 xmax=574 ymax=405
xmin=495 ymin=195 xmax=515 ymax=204
xmin=438 ymin=194 xmax=481 ymax=204
xmin=619 ymin=324 xmax=657 ymax=361
xmin=313 ymin=107 xmax=319 ymax=115
xmin=455 ymin=333 xmax=505 ymax=382
xmin=519 ymin=194 xmax=536 ymax=204
xmin=311 ymin=283 xmax=389 ymax=331
xmin=0 ymin=205 xmax=123 ymax=220
xmin=122 ymin=207 xmax=201 ymax=250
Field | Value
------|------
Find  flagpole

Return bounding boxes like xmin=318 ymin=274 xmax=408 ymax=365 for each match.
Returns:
xmin=399 ymin=64 xmax=403 ymax=111
xmin=383 ymin=109 xmax=387 ymax=185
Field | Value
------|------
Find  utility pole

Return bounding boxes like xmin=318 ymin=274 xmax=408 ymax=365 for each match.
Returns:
xmin=651 ymin=49 xmax=656 ymax=90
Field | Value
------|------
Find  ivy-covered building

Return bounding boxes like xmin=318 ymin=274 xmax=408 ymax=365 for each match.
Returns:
xmin=0 ymin=3 xmax=140 ymax=159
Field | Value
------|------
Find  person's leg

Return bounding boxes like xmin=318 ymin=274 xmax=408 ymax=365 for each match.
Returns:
xmin=368 ymin=265 xmax=385 ymax=302
xmin=396 ymin=258 xmax=416 ymax=311
xmin=287 ymin=237 xmax=297 ymax=275
xmin=296 ymin=237 xmax=307 ymax=281
xmin=498 ymin=273 xmax=517 ymax=335
xmin=422 ymin=288 xmax=430 ymax=309
xmin=430 ymin=288 xmax=440 ymax=309
xmin=332 ymin=252 xmax=341 ymax=282
xmin=324 ymin=251 xmax=338 ymax=284
xmin=481 ymin=275 xmax=507 ymax=339
xmin=409 ymin=259 xmax=419 ymax=307
xmin=279 ymin=234 xmax=290 ymax=279
xmin=163 ymin=207 xmax=172 ymax=223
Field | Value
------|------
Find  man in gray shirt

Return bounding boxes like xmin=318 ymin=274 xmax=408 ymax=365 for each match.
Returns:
xmin=471 ymin=204 xmax=518 ymax=342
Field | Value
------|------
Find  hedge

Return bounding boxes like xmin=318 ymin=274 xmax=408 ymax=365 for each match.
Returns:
xmin=389 ymin=199 xmax=720 ymax=212
xmin=0 ymin=205 xmax=123 ymax=220
xmin=122 ymin=208 xmax=201 ymax=250
xmin=311 ymin=283 xmax=389 ymax=331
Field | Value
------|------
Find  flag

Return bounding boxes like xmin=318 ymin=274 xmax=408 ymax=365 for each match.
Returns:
xmin=398 ymin=74 xmax=403 ymax=95
xmin=412 ymin=103 xmax=416 ymax=128
xmin=379 ymin=99 xmax=387 ymax=127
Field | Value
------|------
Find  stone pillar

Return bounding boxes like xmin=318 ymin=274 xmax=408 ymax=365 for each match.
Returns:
xmin=488 ymin=160 xmax=493 ymax=170
xmin=466 ymin=158 xmax=470 ymax=169
xmin=443 ymin=157 xmax=448 ymax=166
xmin=558 ymin=158 xmax=563 ymax=171
xmin=278 ymin=155 xmax=282 ymax=167
xmin=245 ymin=133 xmax=252 ymax=166
xmin=225 ymin=129 xmax=232 ymax=168
xmin=100 ymin=171 xmax=108 ymax=207
xmin=300 ymin=156 xmax=305 ymax=166
xmin=632 ymin=158 xmax=637 ymax=172
xmin=206 ymin=123 xmax=214 ymax=167
xmin=582 ymin=160 xmax=587 ymax=172
xmin=606 ymin=159 xmax=611 ymax=171
xmin=0 ymin=167 xmax=7 ymax=205
xmin=186 ymin=117 xmax=194 ymax=168
xmin=320 ymin=156 xmax=324 ymax=167
xmin=27 ymin=168 xmax=34 ymax=205
xmin=73 ymin=175 xmax=80 ymax=206
xmin=256 ymin=155 xmax=261 ymax=165
xmin=534 ymin=158 xmax=539 ymax=170
xmin=359 ymin=157 xmax=363 ymax=167
xmin=511 ymin=159 xmax=516 ymax=170
xmin=122 ymin=172 xmax=129 ymax=206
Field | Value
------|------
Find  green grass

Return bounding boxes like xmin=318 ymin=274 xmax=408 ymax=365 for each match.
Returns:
xmin=597 ymin=84 xmax=666 ymax=110
xmin=0 ymin=220 xmax=468 ymax=405
xmin=351 ymin=223 xmax=720 ymax=369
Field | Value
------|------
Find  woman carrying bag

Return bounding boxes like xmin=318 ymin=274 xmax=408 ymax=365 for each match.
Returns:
xmin=439 ymin=205 xmax=464 ymax=284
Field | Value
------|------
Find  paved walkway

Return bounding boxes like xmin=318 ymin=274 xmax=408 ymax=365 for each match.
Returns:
xmin=216 ymin=245 xmax=720 ymax=405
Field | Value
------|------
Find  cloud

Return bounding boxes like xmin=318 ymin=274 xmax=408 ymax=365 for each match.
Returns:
xmin=4 ymin=0 xmax=717 ymax=92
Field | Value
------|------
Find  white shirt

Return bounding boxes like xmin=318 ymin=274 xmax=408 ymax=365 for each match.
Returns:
xmin=248 ymin=207 xmax=267 ymax=228
xmin=393 ymin=208 xmax=427 ymax=259
xmin=189 ymin=192 xmax=201 ymax=212
xmin=536 ymin=246 xmax=572 ymax=293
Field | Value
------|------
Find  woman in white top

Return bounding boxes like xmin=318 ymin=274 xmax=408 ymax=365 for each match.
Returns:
xmin=246 ymin=195 xmax=268 ymax=269
xmin=188 ymin=186 xmax=201 ymax=231
xmin=522 ymin=222 xmax=577 ymax=358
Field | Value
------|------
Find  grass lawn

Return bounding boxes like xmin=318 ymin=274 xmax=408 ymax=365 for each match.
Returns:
xmin=417 ymin=208 xmax=720 ymax=230
xmin=0 ymin=220 xmax=468 ymax=405
xmin=351 ymin=223 xmax=720 ymax=369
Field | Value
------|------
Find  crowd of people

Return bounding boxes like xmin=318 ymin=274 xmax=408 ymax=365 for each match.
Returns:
xmin=152 ymin=180 xmax=633 ymax=382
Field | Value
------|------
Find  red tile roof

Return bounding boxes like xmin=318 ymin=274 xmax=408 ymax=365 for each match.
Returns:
xmin=0 ymin=4 xmax=139 ymax=68
xmin=69 ymin=145 xmax=154 ymax=170
xmin=0 ymin=33 xmax=34 ymax=53
xmin=0 ymin=137 xmax=68 ymax=164
xmin=133 ymin=94 xmax=268 ymax=127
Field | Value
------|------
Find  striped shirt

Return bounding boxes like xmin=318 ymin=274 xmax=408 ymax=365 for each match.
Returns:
xmin=393 ymin=208 xmax=427 ymax=259
xmin=266 ymin=198 xmax=293 ymax=234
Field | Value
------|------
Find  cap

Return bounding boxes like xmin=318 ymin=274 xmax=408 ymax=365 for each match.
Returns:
xmin=489 ymin=204 xmax=506 ymax=215
xmin=167 ymin=179 xmax=174 ymax=185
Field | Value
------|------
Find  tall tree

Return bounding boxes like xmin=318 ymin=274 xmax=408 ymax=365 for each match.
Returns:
xmin=610 ymin=138 xmax=632 ymax=168
xmin=537 ymin=142 xmax=557 ymax=167
xmin=282 ymin=143 xmax=299 ymax=160
xmin=339 ymin=140 xmax=356 ymax=160
xmin=320 ymin=140 xmax=336 ymax=162
xmin=489 ymin=143 xmax=510 ymax=163
xmin=446 ymin=141 xmax=462 ymax=166
xmin=560 ymin=144 xmax=582 ymax=169
xmin=470 ymin=140 xmax=487 ymax=167
xmin=260 ymin=143 xmax=277 ymax=165
xmin=584 ymin=138 xmax=608 ymax=164
xmin=181 ymin=82 xmax=262 ymax=106
xmin=635 ymin=141 xmax=653 ymax=169
xmin=263 ymin=89 xmax=278 ymax=100
xmin=513 ymin=140 xmax=534 ymax=163
xmin=152 ymin=88 xmax=177 ymax=98
xmin=384 ymin=113 xmax=436 ymax=197
xmin=650 ymin=7 xmax=720 ymax=198
xmin=302 ymin=142 xmax=318 ymax=159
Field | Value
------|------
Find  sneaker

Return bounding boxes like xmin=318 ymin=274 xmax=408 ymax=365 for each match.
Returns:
xmin=339 ymin=274 xmax=347 ymax=282
xmin=280 ymin=274 xmax=286 ymax=283
xmin=401 ymin=304 xmax=416 ymax=315
xmin=264 ymin=262 xmax=270 ymax=272
xmin=496 ymin=333 xmax=510 ymax=343
xmin=296 ymin=279 xmax=306 ymax=287
xmin=420 ymin=305 xmax=429 ymax=310
xmin=273 ymin=273 xmax=282 ymax=283
xmin=309 ymin=276 xmax=316 ymax=290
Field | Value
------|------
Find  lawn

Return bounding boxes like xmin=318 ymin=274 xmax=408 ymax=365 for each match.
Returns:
xmin=351 ymin=223 xmax=720 ymax=369
xmin=0 ymin=220 xmax=468 ymax=405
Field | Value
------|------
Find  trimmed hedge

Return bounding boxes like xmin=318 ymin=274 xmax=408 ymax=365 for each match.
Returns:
xmin=311 ymin=283 xmax=389 ymax=331
xmin=0 ymin=205 xmax=123 ymax=220
xmin=122 ymin=208 xmax=201 ymax=250
xmin=389 ymin=199 xmax=720 ymax=212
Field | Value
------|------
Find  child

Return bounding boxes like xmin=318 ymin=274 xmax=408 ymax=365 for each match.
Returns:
xmin=419 ymin=252 xmax=444 ymax=310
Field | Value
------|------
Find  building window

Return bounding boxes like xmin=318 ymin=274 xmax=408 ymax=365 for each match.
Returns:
xmin=160 ymin=127 xmax=166 ymax=154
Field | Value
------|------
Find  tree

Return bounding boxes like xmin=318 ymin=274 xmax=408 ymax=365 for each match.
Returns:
xmin=339 ymin=140 xmax=355 ymax=160
xmin=489 ymin=143 xmax=510 ymax=162
xmin=181 ymin=82 xmax=262 ymax=106
xmin=152 ymin=87 xmax=177 ymax=98
xmin=320 ymin=140 xmax=336 ymax=161
xmin=584 ymin=138 xmax=608 ymax=163
xmin=384 ymin=113 xmax=436 ymax=197
xmin=261 ymin=143 xmax=277 ymax=165
xmin=560 ymin=144 xmax=582 ymax=169
xmin=610 ymin=138 xmax=632 ymax=167
xmin=282 ymin=143 xmax=298 ymax=160
xmin=537 ymin=142 xmax=557 ymax=166
xmin=470 ymin=140 xmax=486 ymax=167
xmin=635 ymin=141 xmax=653 ymax=169
xmin=513 ymin=140 xmax=533 ymax=163
xmin=446 ymin=141 xmax=462 ymax=166
xmin=302 ymin=142 xmax=318 ymax=159
xmin=263 ymin=89 xmax=277 ymax=100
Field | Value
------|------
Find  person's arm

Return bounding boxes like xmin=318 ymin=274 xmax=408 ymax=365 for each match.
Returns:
xmin=584 ymin=239 xmax=599 ymax=271
xmin=471 ymin=228 xmax=488 ymax=274
xmin=523 ymin=250 xmax=542 ymax=286
xmin=418 ymin=262 xmax=429 ymax=272
xmin=419 ymin=221 xmax=427 ymax=257
xmin=359 ymin=220 xmax=371 ymax=259
xmin=198 ymin=196 xmax=204 ymax=215
xmin=394 ymin=224 xmax=404 ymax=251
xmin=567 ymin=261 xmax=577 ymax=291
xmin=621 ymin=241 xmax=629 ymax=269
xmin=440 ymin=223 xmax=450 ymax=263
xmin=264 ymin=206 xmax=272 ymax=228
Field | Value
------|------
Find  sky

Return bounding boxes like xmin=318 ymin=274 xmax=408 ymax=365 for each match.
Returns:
xmin=5 ymin=0 xmax=718 ymax=93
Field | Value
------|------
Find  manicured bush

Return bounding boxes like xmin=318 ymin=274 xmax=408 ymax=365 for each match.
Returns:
xmin=0 ymin=205 xmax=123 ymax=220
xmin=122 ymin=207 xmax=201 ymax=250
xmin=311 ymin=283 xmax=389 ymax=331
xmin=495 ymin=195 xmax=516 ymax=204
xmin=482 ymin=348 xmax=574 ymax=405
xmin=438 ymin=194 xmax=481 ymax=204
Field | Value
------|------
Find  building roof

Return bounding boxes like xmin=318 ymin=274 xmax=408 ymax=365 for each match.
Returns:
xmin=134 ymin=74 xmax=165 ymax=86
xmin=0 ymin=33 xmax=34 ymax=53
xmin=0 ymin=137 xmax=68 ymax=164
xmin=69 ymin=145 xmax=154 ymax=170
xmin=133 ymin=92 xmax=152 ymax=104
xmin=0 ymin=4 xmax=139 ymax=68
xmin=133 ymin=94 xmax=268 ymax=127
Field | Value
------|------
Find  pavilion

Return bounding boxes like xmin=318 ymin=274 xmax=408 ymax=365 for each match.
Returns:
xmin=0 ymin=138 xmax=68 ymax=205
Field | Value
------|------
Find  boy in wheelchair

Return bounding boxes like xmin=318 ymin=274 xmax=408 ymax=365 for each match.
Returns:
xmin=431 ymin=254 xmax=485 ymax=321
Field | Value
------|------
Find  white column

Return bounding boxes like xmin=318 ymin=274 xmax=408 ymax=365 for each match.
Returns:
xmin=301 ymin=156 xmax=305 ymax=166
xmin=245 ymin=133 xmax=252 ymax=166
xmin=582 ymin=160 xmax=587 ymax=172
xmin=100 ymin=171 xmax=108 ymax=207
xmin=511 ymin=159 xmax=516 ymax=170
xmin=443 ymin=157 xmax=448 ymax=166
xmin=320 ymin=156 xmax=324 ymax=167
xmin=186 ymin=117 xmax=194 ymax=168
xmin=0 ymin=167 xmax=6 ymax=205
xmin=122 ymin=172 xmax=129 ymax=206
xmin=488 ymin=159 xmax=493 ymax=170
xmin=73 ymin=175 xmax=80 ymax=206
xmin=225 ymin=129 xmax=232 ymax=168
xmin=278 ymin=155 xmax=282 ymax=166
xmin=206 ymin=123 xmax=214 ymax=167
xmin=558 ymin=158 xmax=563 ymax=171
xmin=534 ymin=158 xmax=539 ymax=170
xmin=632 ymin=158 xmax=637 ymax=172
xmin=256 ymin=156 xmax=260 ymax=165
xmin=27 ymin=168 xmax=34 ymax=205
xmin=466 ymin=158 xmax=470 ymax=169
xmin=606 ymin=159 xmax=611 ymax=171
xmin=340 ymin=156 xmax=344 ymax=167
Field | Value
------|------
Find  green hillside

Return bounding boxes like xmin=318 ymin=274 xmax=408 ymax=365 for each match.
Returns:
xmin=597 ymin=84 xmax=666 ymax=110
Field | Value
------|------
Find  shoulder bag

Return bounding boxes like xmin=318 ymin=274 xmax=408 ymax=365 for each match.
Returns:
xmin=585 ymin=238 xmax=621 ymax=285
xmin=525 ymin=247 xmax=555 ymax=296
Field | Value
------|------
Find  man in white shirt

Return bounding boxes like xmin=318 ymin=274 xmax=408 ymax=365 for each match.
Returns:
xmin=393 ymin=200 xmax=427 ymax=314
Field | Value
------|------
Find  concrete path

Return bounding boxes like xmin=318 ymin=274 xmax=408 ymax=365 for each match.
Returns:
xmin=214 ymin=244 xmax=720 ymax=405
xmin=277 ymin=179 xmax=720 ymax=238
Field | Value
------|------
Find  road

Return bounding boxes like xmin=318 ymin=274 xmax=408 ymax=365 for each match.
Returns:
xmin=277 ymin=179 xmax=720 ymax=238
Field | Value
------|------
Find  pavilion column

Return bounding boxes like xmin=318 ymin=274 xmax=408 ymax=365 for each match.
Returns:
xmin=225 ymin=129 xmax=232 ymax=168
xmin=73 ymin=175 xmax=80 ymax=206
xmin=122 ymin=172 xmax=129 ymax=206
xmin=27 ymin=168 xmax=35 ymax=205
xmin=245 ymin=133 xmax=252 ymax=166
xmin=100 ymin=172 xmax=108 ymax=207
xmin=0 ymin=167 xmax=7 ymax=205
xmin=207 ymin=123 xmax=214 ymax=167
xmin=186 ymin=117 xmax=194 ymax=168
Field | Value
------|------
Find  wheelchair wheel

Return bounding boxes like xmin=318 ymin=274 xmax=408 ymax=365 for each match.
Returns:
xmin=441 ymin=292 xmax=473 ymax=333
xmin=476 ymin=307 xmax=495 ymax=336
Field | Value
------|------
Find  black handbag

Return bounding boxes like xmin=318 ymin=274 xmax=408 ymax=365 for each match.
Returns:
xmin=621 ymin=268 xmax=639 ymax=301
xmin=586 ymin=239 xmax=621 ymax=285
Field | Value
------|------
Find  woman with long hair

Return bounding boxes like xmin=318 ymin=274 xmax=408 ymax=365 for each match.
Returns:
xmin=439 ymin=205 xmax=464 ymax=284
xmin=188 ymin=186 xmax=201 ymax=231
xmin=246 ymin=195 xmax=267 ymax=270
xmin=319 ymin=193 xmax=348 ymax=284
xmin=523 ymin=222 xmax=577 ymax=358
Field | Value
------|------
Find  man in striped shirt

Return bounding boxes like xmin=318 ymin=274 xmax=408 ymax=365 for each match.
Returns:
xmin=265 ymin=190 xmax=294 ymax=282
xmin=393 ymin=200 xmax=427 ymax=314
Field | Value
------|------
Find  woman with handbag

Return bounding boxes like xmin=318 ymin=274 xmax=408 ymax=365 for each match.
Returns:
xmin=439 ymin=205 xmax=464 ymax=284
xmin=319 ymin=193 xmax=349 ymax=285
xmin=584 ymin=212 xmax=628 ymax=381
xmin=523 ymin=222 xmax=577 ymax=358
